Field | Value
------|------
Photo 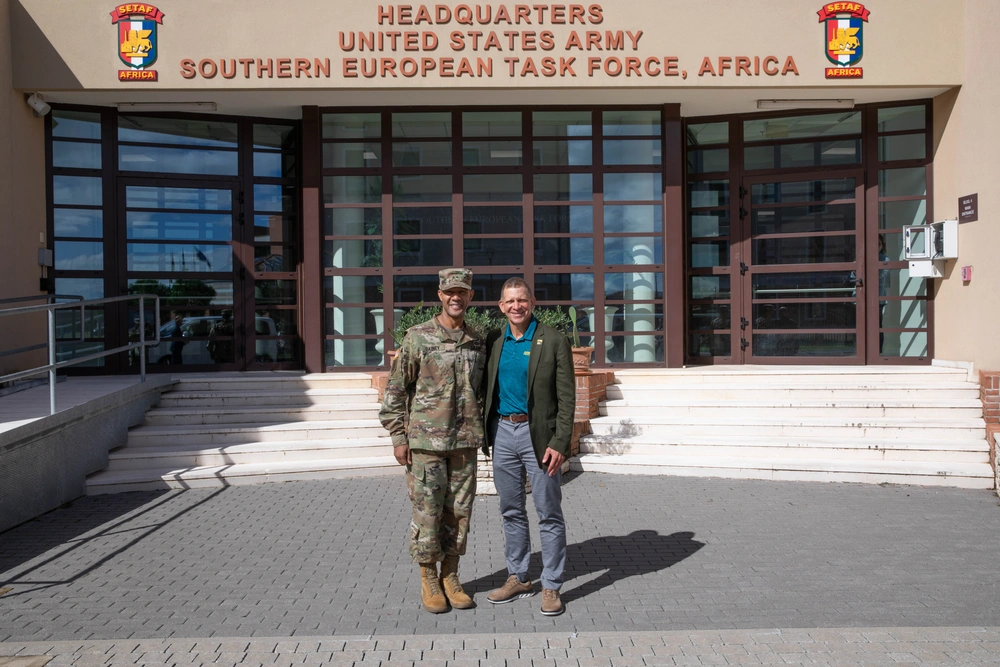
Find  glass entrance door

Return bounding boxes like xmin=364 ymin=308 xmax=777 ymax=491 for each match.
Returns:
xmin=738 ymin=173 xmax=866 ymax=362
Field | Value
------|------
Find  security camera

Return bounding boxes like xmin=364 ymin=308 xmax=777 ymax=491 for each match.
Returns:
xmin=26 ymin=93 xmax=50 ymax=116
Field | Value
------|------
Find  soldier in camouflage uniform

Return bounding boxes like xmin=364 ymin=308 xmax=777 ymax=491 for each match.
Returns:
xmin=379 ymin=268 xmax=486 ymax=614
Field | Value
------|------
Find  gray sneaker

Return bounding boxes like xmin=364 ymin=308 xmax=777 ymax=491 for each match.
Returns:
xmin=487 ymin=575 xmax=534 ymax=604
xmin=540 ymin=588 xmax=564 ymax=616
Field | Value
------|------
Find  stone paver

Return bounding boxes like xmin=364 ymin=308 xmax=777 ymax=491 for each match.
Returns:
xmin=2 ymin=474 xmax=1000 ymax=665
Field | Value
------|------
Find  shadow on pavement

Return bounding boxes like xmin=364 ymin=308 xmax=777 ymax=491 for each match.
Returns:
xmin=464 ymin=529 xmax=705 ymax=602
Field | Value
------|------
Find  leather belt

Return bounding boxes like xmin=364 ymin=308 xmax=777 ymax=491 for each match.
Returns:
xmin=500 ymin=413 xmax=529 ymax=423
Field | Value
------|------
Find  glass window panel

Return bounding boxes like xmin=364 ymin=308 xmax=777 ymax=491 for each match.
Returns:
xmin=879 ymin=199 xmax=925 ymax=230
xmin=323 ymin=275 xmax=384 ymax=304
xmin=255 ymin=310 xmax=298 ymax=337
xmin=324 ymin=207 xmax=381 ymax=236
xmin=752 ymin=203 xmax=855 ymax=235
xmin=690 ymin=304 xmax=731 ymax=330
xmin=324 ymin=338 xmax=385 ymax=367
xmin=881 ymin=331 xmax=927 ymax=358
xmin=254 ymin=151 xmax=296 ymax=178
xmin=686 ymin=122 xmax=728 ymax=146
xmin=118 ymin=145 xmax=238 ymax=175
xmin=55 ymin=240 xmax=103 ymax=270
xmin=52 ymin=110 xmax=101 ymax=140
xmin=322 ymin=113 xmax=381 ymax=139
xmin=754 ymin=332 xmax=856 ymax=357
xmin=689 ymin=333 xmax=731 ymax=357
xmin=393 ymin=274 xmax=445 ymax=303
xmin=603 ymin=139 xmax=662 ymax=166
xmin=53 ymin=141 xmax=101 ymax=169
xmin=464 ymin=206 xmax=522 ymax=234
xmin=324 ymin=175 xmax=382 ymax=204
xmin=752 ymin=178 xmax=855 ymax=205
xmin=464 ymin=174 xmax=521 ymax=202
xmin=465 ymin=238 xmax=523 ymax=266
xmin=463 ymin=141 xmax=522 ymax=166
xmin=534 ymin=238 xmax=593 ymax=265
xmin=323 ymin=142 xmax=382 ymax=169
xmin=55 ymin=307 xmax=105 ymax=341
xmin=56 ymin=277 xmax=104 ymax=301
xmin=254 ymin=124 xmax=296 ymax=150
xmin=255 ymin=184 xmax=295 ymax=214
xmin=392 ymin=112 xmax=452 ymax=138
xmin=126 ymin=186 xmax=231 ymax=211
xmin=534 ymin=174 xmax=592 ymax=202
xmin=254 ymin=246 xmax=297 ymax=272
xmin=254 ymin=215 xmax=296 ymax=243
xmin=393 ymin=141 xmax=451 ymax=168
xmin=463 ymin=111 xmax=521 ymax=137
xmin=533 ymin=140 xmax=592 ymax=166
xmin=53 ymin=175 xmax=102 ymax=206
xmin=393 ymin=239 xmax=452 ymax=266
xmin=753 ymin=236 xmax=856 ymax=265
xmin=127 ymin=211 xmax=232 ymax=241
xmin=54 ymin=208 xmax=102 ymax=238
xmin=118 ymin=116 xmax=238 ymax=147
xmin=127 ymin=243 xmax=232 ymax=272
xmin=879 ymin=167 xmax=926 ymax=198
xmin=394 ymin=207 xmax=452 ymax=235
xmin=392 ymin=174 xmax=452 ymax=203
xmin=326 ymin=307 xmax=385 ymax=335
xmin=606 ymin=335 xmax=664 ymax=363
xmin=605 ymin=236 xmax=662 ymax=264
xmin=688 ymin=180 xmax=729 ymax=208
xmin=604 ymin=173 xmax=661 ymax=201
xmin=878 ymin=134 xmax=926 ymax=162
xmin=128 ymin=278 xmax=233 ymax=307
xmin=56 ymin=341 xmax=105 ymax=367
xmin=255 ymin=280 xmax=297 ymax=306
xmin=879 ymin=267 xmax=927 ymax=298
xmin=323 ymin=239 xmax=382 ymax=268
xmin=602 ymin=110 xmax=661 ymax=136
xmin=745 ymin=140 xmax=860 ymax=170
xmin=611 ymin=304 xmax=663 ymax=331
xmin=604 ymin=205 xmax=662 ymax=233
xmin=753 ymin=302 xmax=855 ymax=330
xmin=605 ymin=273 xmax=664 ymax=300
xmin=687 ymin=148 xmax=728 ymax=174
xmin=752 ymin=271 xmax=857 ymax=299
xmin=534 ymin=273 xmax=594 ymax=301
xmin=691 ymin=275 xmax=730 ymax=299
xmin=881 ymin=299 xmax=928 ymax=329
xmin=534 ymin=205 xmax=592 ymax=233
xmin=690 ymin=210 xmax=729 ymax=238
xmin=690 ymin=241 xmax=729 ymax=268
xmin=877 ymin=105 xmax=926 ymax=133
xmin=744 ymin=112 xmax=861 ymax=143
xmin=533 ymin=111 xmax=592 ymax=137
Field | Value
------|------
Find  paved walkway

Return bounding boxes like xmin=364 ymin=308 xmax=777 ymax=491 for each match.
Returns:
xmin=2 ymin=474 xmax=999 ymax=665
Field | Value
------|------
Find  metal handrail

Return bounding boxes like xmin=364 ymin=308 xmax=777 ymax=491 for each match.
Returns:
xmin=0 ymin=294 xmax=161 ymax=415
xmin=0 ymin=294 xmax=87 ymax=356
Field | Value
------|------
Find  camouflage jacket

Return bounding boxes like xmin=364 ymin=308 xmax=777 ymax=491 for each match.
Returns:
xmin=379 ymin=316 xmax=487 ymax=452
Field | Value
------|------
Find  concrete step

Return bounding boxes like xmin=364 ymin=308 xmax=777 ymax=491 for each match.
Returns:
xmin=606 ymin=383 xmax=981 ymax=401
xmin=599 ymin=398 xmax=983 ymax=419
xmin=570 ymin=453 xmax=994 ymax=489
xmin=106 ymin=437 xmax=393 ymax=470
xmin=142 ymin=404 xmax=381 ymax=426
xmin=587 ymin=416 xmax=986 ymax=440
xmin=158 ymin=388 xmax=379 ymax=408
xmin=578 ymin=434 xmax=990 ymax=463
xmin=86 ymin=456 xmax=400 ymax=494
xmin=170 ymin=373 xmax=372 ymax=393
xmin=127 ymin=420 xmax=387 ymax=447
xmin=611 ymin=366 xmax=972 ymax=386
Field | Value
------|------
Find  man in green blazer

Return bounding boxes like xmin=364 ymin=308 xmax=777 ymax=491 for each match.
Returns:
xmin=482 ymin=277 xmax=576 ymax=616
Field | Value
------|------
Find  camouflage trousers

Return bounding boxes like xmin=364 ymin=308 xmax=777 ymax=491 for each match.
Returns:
xmin=406 ymin=448 xmax=477 ymax=563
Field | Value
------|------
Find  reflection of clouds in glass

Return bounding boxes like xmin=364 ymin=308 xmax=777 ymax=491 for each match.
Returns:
xmin=53 ymin=176 xmax=102 ymax=206
xmin=570 ymin=273 xmax=594 ymax=300
xmin=603 ymin=140 xmax=662 ymax=166
xmin=127 ymin=212 xmax=232 ymax=242
xmin=605 ymin=205 xmax=661 ymax=234
xmin=604 ymin=173 xmax=661 ymax=202
xmin=127 ymin=186 xmax=232 ymax=211
xmin=54 ymin=209 xmax=102 ymax=238
xmin=605 ymin=237 xmax=663 ymax=265
xmin=118 ymin=146 xmax=238 ymax=176
xmin=55 ymin=241 xmax=103 ymax=270
xmin=53 ymin=141 xmax=102 ymax=169
xmin=55 ymin=278 xmax=104 ymax=300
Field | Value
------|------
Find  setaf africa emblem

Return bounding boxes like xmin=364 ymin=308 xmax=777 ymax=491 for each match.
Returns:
xmin=110 ymin=4 xmax=165 ymax=81
xmin=818 ymin=2 xmax=869 ymax=80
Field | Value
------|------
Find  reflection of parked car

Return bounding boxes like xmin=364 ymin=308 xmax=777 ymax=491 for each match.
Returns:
xmin=153 ymin=316 xmax=281 ymax=365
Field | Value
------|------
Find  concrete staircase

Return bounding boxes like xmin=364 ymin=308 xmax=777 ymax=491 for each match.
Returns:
xmin=573 ymin=365 xmax=993 ymax=489
xmin=86 ymin=373 xmax=396 ymax=493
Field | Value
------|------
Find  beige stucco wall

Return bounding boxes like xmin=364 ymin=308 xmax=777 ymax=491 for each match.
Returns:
xmin=932 ymin=0 xmax=1000 ymax=372
xmin=0 ymin=0 xmax=48 ymax=376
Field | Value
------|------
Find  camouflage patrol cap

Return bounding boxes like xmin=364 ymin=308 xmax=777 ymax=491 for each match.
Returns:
xmin=439 ymin=267 xmax=473 ymax=291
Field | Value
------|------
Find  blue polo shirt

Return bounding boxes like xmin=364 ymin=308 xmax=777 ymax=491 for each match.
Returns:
xmin=497 ymin=316 xmax=537 ymax=416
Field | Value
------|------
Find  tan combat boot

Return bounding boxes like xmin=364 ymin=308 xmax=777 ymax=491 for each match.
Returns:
xmin=440 ymin=555 xmax=474 ymax=609
xmin=419 ymin=563 xmax=448 ymax=613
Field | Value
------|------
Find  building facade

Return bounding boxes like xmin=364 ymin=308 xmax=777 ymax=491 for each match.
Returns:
xmin=1 ymin=0 xmax=998 ymax=376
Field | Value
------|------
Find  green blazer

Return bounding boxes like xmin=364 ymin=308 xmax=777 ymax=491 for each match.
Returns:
xmin=483 ymin=320 xmax=576 ymax=468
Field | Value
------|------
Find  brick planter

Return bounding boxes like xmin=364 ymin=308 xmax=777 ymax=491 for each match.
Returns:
xmin=979 ymin=371 xmax=1000 ymax=493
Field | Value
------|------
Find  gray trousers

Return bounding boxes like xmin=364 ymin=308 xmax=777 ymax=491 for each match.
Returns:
xmin=492 ymin=418 xmax=566 ymax=591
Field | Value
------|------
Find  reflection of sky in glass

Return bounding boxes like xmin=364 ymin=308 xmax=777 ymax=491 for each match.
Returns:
xmin=54 ymin=208 xmax=102 ymax=238
xmin=55 ymin=278 xmax=104 ymax=300
xmin=605 ymin=205 xmax=662 ymax=233
xmin=127 ymin=186 xmax=231 ymax=211
xmin=118 ymin=117 xmax=238 ymax=147
xmin=603 ymin=111 xmax=661 ymax=137
xmin=52 ymin=111 xmax=101 ymax=140
xmin=55 ymin=241 xmax=103 ymax=270
xmin=119 ymin=146 xmax=238 ymax=175
xmin=604 ymin=273 xmax=664 ymax=299
xmin=535 ymin=273 xmax=594 ymax=300
xmin=255 ymin=184 xmax=295 ymax=213
xmin=604 ymin=173 xmax=662 ymax=201
xmin=54 ymin=176 xmax=102 ymax=206
xmin=605 ymin=237 xmax=663 ymax=264
xmin=603 ymin=140 xmax=662 ymax=166
xmin=127 ymin=244 xmax=232 ymax=272
xmin=127 ymin=212 xmax=232 ymax=241
xmin=53 ymin=141 xmax=102 ymax=169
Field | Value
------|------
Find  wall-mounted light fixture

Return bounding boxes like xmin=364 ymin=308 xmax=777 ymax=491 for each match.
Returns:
xmin=116 ymin=101 xmax=218 ymax=113
xmin=25 ymin=93 xmax=51 ymax=116
xmin=757 ymin=99 xmax=855 ymax=111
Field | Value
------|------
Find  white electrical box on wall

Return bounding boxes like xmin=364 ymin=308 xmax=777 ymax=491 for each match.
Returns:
xmin=903 ymin=219 xmax=958 ymax=279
